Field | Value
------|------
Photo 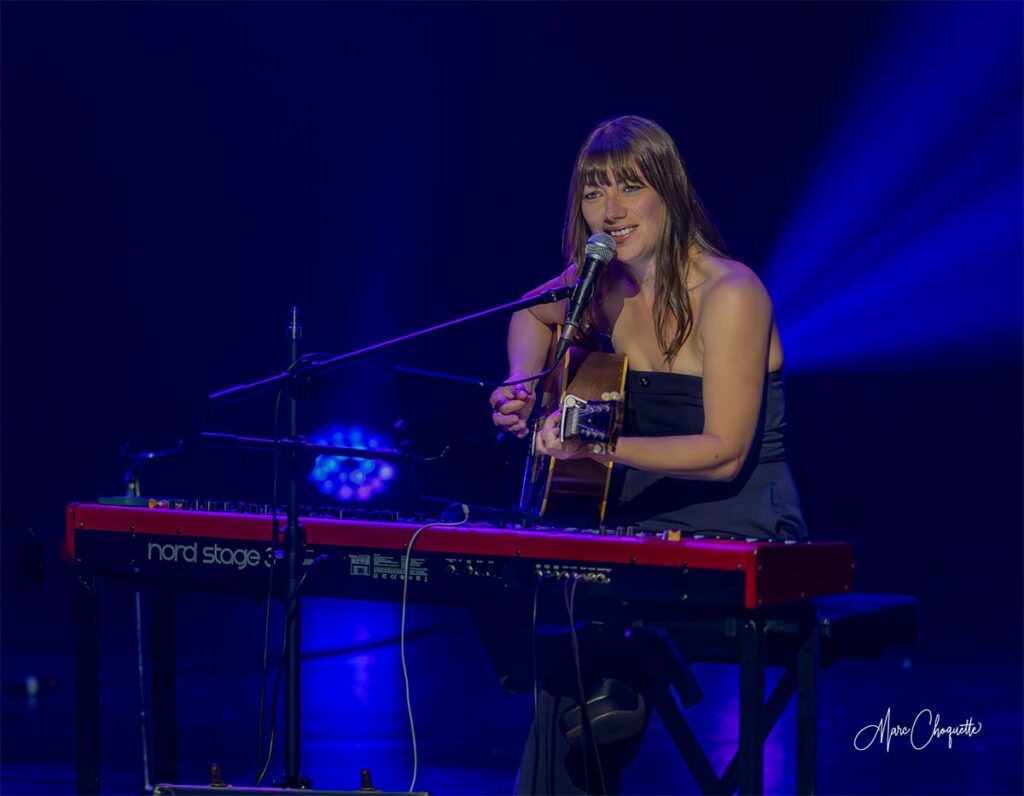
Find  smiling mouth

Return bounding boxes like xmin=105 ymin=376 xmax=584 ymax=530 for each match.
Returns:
xmin=607 ymin=226 xmax=637 ymax=242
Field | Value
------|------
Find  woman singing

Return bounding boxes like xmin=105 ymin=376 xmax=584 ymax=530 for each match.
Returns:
xmin=488 ymin=115 xmax=807 ymax=793
xmin=491 ymin=114 xmax=805 ymax=541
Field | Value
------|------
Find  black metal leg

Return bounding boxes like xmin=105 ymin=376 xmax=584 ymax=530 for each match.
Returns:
xmin=797 ymin=626 xmax=819 ymax=795
xmin=75 ymin=576 xmax=100 ymax=795
xmin=739 ymin=617 xmax=765 ymax=796
xmin=150 ymin=592 xmax=178 ymax=784
xmin=655 ymin=687 xmax=725 ymax=795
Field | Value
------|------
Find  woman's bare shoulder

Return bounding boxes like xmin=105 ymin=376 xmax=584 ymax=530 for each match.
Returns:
xmin=698 ymin=255 xmax=770 ymax=304
xmin=692 ymin=256 xmax=773 ymax=341
xmin=522 ymin=264 xmax=577 ymax=324
xmin=522 ymin=263 xmax=577 ymax=295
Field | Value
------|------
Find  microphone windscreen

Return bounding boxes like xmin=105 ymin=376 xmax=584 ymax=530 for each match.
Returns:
xmin=585 ymin=233 xmax=617 ymax=264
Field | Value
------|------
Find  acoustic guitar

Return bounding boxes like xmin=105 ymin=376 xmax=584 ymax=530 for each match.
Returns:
xmin=519 ymin=328 xmax=628 ymax=526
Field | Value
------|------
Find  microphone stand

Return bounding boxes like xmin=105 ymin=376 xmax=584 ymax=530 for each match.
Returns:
xmin=207 ymin=287 xmax=571 ymax=790
xmin=198 ymin=432 xmax=405 ymax=464
xmin=284 ymin=307 xmax=302 ymax=789
xmin=210 ymin=288 xmax=571 ymax=404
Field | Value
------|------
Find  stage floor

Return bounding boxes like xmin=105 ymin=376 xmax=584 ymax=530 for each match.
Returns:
xmin=2 ymin=568 xmax=1021 ymax=795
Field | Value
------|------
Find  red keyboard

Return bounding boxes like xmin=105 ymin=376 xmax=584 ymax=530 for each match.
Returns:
xmin=67 ymin=502 xmax=854 ymax=610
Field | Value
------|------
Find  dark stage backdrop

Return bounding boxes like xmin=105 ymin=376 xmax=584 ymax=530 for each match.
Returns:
xmin=1 ymin=1 xmax=1021 ymax=791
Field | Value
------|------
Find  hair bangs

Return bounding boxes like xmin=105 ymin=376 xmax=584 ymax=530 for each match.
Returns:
xmin=578 ymin=140 xmax=647 ymax=189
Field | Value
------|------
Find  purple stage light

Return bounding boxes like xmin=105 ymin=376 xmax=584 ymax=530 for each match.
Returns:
xmin=309 ymin=423 xmax=396 ymax=502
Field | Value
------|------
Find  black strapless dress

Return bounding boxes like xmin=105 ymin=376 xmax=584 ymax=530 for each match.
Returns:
xmin=608 ymin=369 xmax=807 ymax=540
xmin=512 ymin=371 xmax=808 ymax=795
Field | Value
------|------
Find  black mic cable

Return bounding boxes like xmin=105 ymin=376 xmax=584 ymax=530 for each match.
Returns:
xmin=492 ymin=233 xmax=617 ymax=392
xmin=551 ymin=233 xmax=617 ymax=366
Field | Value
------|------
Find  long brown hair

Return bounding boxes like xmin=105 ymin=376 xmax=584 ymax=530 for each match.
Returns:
xmin=562 ymin=116 xmax=727 ymax=365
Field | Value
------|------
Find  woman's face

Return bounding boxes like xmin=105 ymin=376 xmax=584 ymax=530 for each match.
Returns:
xmin=581 ymin=170 xmax=666 ymax=269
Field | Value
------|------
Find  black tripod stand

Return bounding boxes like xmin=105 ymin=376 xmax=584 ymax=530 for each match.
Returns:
xmin=205 ymin=287 xmax=571 ymax=791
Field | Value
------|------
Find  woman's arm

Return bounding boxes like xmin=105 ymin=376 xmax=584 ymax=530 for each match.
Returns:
xmin=538 ymin=270 xmax=773 ymax=481
xmin=613 ymin=271 xmax=772 ymax=480
xmin=507 ymin=304 xmax=556 ymax=384
xmin=491 ymin=267 xmax=576 ymax=437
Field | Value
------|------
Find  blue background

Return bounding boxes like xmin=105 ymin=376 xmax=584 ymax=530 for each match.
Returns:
xmin=2 ymin=2 xmax=1021 ymax=793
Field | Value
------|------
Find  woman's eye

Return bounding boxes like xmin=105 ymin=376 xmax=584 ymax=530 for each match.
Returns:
xmin=583 ymin=190 xmax=602 ymax=201
xmin=622 ymin=183 xmax=643 ymax=193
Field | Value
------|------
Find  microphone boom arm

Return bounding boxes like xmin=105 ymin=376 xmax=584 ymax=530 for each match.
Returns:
xmin=208 ymin=286 xmax=574 ymax=404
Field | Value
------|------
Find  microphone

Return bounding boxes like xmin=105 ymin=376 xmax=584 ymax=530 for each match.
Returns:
xmin=552 ymin=233 xmax=617 ymax=365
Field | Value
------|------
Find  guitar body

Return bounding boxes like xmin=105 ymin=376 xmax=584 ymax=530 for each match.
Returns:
xmin=519 ymin=331 xmax=628 ymax=526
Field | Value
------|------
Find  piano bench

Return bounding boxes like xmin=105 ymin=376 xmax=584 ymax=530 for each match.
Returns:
xmin=811 ymin=593 xmax=919 ymax=665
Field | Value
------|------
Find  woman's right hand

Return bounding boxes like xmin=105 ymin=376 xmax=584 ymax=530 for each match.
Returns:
xmin=489 ymin=384 xmax=536 ymax=438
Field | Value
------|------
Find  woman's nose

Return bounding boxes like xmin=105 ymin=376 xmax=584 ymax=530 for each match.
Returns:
xmin=603 ymin=194 xmax=626 ymax=221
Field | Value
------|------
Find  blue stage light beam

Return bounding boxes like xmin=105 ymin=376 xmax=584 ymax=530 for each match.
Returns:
xmin=764 ymin=3 xmax=1023 ymax=371
xmin=308 ymin=423 xmax=396 ymax=502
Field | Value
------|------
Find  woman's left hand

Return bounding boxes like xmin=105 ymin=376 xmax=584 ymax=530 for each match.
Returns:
xmin=534 ymin=410 xmax=592 ymax=461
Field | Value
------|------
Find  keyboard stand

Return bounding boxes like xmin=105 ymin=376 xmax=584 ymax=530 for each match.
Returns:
xmin=75 ymin=561 xmax=915 ymax=796
xmin=646 ymin=594 xmax=918 ymax=795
